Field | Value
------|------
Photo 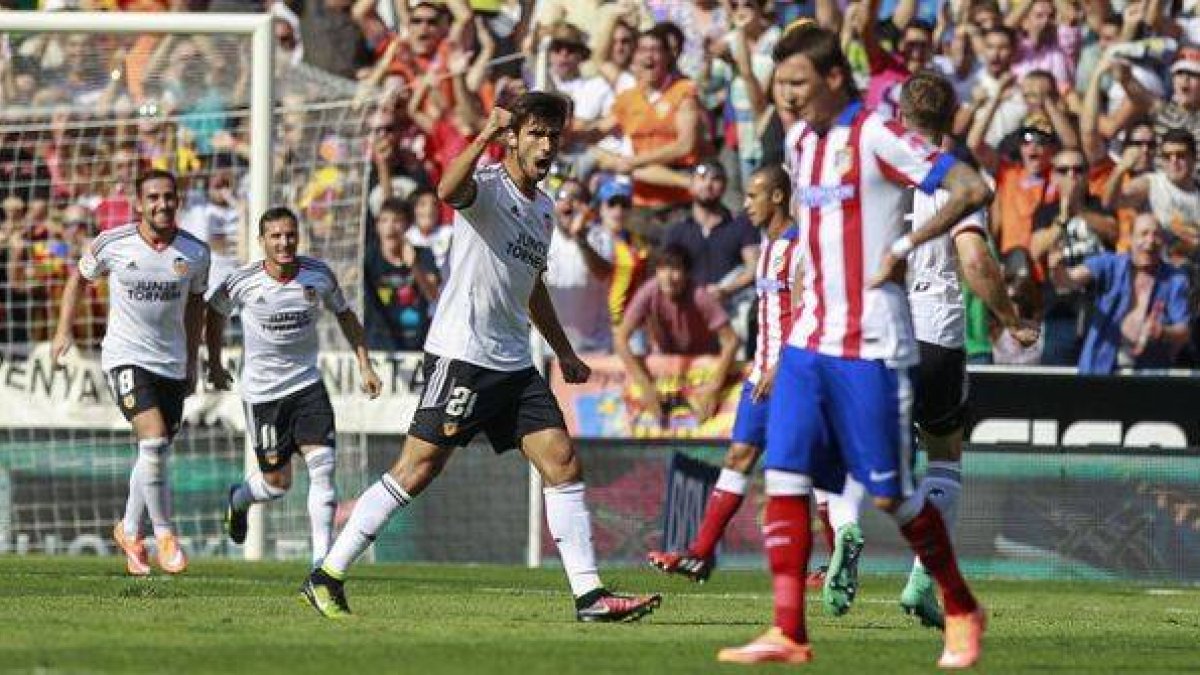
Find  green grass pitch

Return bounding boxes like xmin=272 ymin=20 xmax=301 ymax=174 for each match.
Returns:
xmin=1 ymin=556 xmax=1197 ymax=674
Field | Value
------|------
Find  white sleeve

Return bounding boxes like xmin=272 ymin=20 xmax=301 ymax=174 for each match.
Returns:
xmin=190 ymin=248 xmax=210 ymax=295
xmin=867 ymin=116 xmax=958 ymax=195
xmin=457 ymin=167 xmax=499 ymax=228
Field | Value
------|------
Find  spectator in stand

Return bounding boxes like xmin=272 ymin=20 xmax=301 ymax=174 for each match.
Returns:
xmin=955 ymin=25 xmax=1024 ymax=147
xmin=530 ymin=0 xmax=653 ymax=63
xmin=1146 ymin=47 xmax=1200 ymax=152
xmin=595 ymin=27 xmax=707 ymax=242
xmin=364 ymin=197 xmax=439 ymax=350
xmin=646 ymin=0 xmax=726 ymax=81
xmin=1030 ymin=147 xmax=1117 ymax=365
xmin=405 ymin=188 xmax=453 ymax=279
xmin=180 ymin=167 xmax=243 ymax=291
xmin=971 ymin=110 xmax=1060 ymax=258
xmin=591 ymin=15 xmax=638 ymax=92
xmin=582 ymin=178 xmax=649 ymax=339
xmin=662 ymin=160 xmax=758 ymax=327
xmin=93 ymin=142 xmax=138 ymax=231
xmin=405 ymin=42 xmax=487 ymax=185
xmin=544 ymin=22 xmax=619 ymax=179
xmin=1051 ymin=213 xmax=1191 ymax=373
xmin=991 ymin=247 xmax=1044 ymax=365
xmin=615 ymin=244 xmax=740 ymax=424
xmin=1107 ymin=128 xmax=1200 ymax=263
xmin=299 ymin=0 xmax=373 ymax=80
xmin=698 ymin=0 xmax=779 ymax=191
xmin=543 ymin=178 xmax=613 ymax=353
xmin=1007 ymin=0 xmax=1077 ymax=92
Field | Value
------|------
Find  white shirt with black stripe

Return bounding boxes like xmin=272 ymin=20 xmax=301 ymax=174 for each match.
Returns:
xmin=79 ymin=223 xmax=210 ymax=380
xmin=209 ymin=256 xmax=348 ymax=403
xmin=424 ymin=164 xmax=557 ymax=371
xmin=906 ymin=188 xmax=987 ymax=350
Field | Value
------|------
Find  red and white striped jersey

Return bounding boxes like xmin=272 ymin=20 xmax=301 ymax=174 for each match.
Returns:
xmin=784 ymin=101 xmax=957 ymax=366
xmin=749 ymin=225 xmax=802 ymax=385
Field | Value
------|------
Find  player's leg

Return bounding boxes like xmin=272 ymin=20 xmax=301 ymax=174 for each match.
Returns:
xmin=649 ymin=383 xmax=764 ymax=583
xmin=303 ymin=354 xmax=469 ymax=618
xmin=825 ymin=359 xmax=984 ymax=668
xmin=820 ymin=474 xmax=866 ymax=616
xmin=515 ymin=370 xmax=661 ymax=623
xmin=225 ymin=398 xmax=292 ymax=546
xmin=719 ymin=347 xmax=824 ymax=664
xmin=288 ymin=383 xmax=339 ymax=567
xmin=902 ymin=343 xmax=968 ymax=629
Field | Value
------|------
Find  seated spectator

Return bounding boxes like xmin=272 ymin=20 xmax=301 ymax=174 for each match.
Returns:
xmin=584 ymin=178 xmax=648 ymax=334
xmin=364 ymin=197 xmax=439 ymax=350
xmin=590 ymin=15 xmax=638 ymax=92
xmin=990 ymin=247 xmax=1044 ymax=365
xmin=662 ymin=160 xmax=758 ymax=325
xmin=405 ymin=188 xmax=453 ymax=277
xmin=595 ymin=27 xmax=706 ymax=238
xmin=615 ymin=244 xmax=740 ymax=424
xmin=1050 ymin=214 xmax=1191 ymax=373
xmin=543 ymin=179 xmax=613 ymax=353
xmin=543 ymin=22 xmax=618 ymax=179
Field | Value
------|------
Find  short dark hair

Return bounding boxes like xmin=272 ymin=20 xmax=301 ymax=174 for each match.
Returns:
xmin=905 ymin=19 xmax=934 ymax=37
xmin=509 ymin=91 xmax=572 ymax=134
xmin=135 ymin=169 xmax=177 ymax=198
xmin=752 ymin=163 xmax=791 ymax=203
xmin=772 ymin=24 xmax=859 ymax=101
xmin=258 ymin=205 xmax=299 ymax=235
xmin=901 ymin=70 xmax=958 ymax=134
xmin=380 ymin=197 xmax=414 ymax=222
xmin=657 ymin=243 xmax=693 ymax=272
xmin=1162 ymin=128 xmax=1197 ymax=155
xmin=652 ymin=21 xmax=684 ymax=56
xmin=983 ymin=24 xmax=1016 ymax=43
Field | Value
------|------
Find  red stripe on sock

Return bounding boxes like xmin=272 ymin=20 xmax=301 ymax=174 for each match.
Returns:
xmin=689 ymin=489 xmax=745 ymax=559
xmin=764 ymin=495 xmax=812 ymax=643
xmin=900 ymin=502 xmax=978 ymax=616
xmin=816 ymin=502 xmax=835 ymax=554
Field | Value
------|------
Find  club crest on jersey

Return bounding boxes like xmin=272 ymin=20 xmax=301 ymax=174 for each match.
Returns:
xmin=172 ymin=257 xmax=189 ymax=277
xmin=303 ymin=286 xmax=319 ymax=305
xmin=264 ymin=450 xmax=280 ymax=466
xmin=442 ymin=422 xmax=459 ymax=437
xmin=122 ymin=394 xmax=136 ymax=410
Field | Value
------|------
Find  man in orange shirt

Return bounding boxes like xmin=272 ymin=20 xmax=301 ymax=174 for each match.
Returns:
xmin=970 ymin=113 xmax=1058 ymax=258
xmin=594 ymin=27 xmax=707 ymax=242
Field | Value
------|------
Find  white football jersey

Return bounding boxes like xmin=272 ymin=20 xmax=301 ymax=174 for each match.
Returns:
xmin=424 ymin=164 xmax=557 ymax=371
xmin=79 ymin=223 xmax=210 ymax=380
xmin=209 ymin=256 xmax=348 ymax=403
xmin=906 ymin=189 xmax=987 ymax=349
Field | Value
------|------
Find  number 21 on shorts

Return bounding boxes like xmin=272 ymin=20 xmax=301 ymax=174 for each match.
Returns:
xmin=445 ymin=386 xmax=477 ymax=418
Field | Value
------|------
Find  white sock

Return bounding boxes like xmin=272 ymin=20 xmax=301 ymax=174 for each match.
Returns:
xmin=322 ymin=474 xmax=410 ymax=577
xmin=123 ymin=450 xmax=146 ymax=538
xmin=715 ymin=468 xmax=749 ymax=495
xmin=305 ymin=447 xmax=338 ymax=567
xmin=920 ymin=461 xmax=962 ymax=533
xmin=543 ymin=482 xmax=602 ymax=598
xmin=137 ymin=438 xmax=174 ymax=538
xmin=826 ymin=475 xmax=866 ymax=531
xmin=232 ymin=473 xmax=287 ymax=510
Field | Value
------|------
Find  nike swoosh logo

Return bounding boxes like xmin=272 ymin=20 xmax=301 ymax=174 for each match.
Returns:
xmin=869 ymin=470 xmax=896 ymax=482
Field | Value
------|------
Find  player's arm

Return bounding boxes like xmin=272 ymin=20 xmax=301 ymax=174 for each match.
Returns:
xmin=955 ymin=230 xmax=1039 ymax=346
xmin=436 ymin=106 xmax=512 ymax=210
xmin=204 ymin=282 xmax=234 ymax=390
xmin=51 ymin=267 xmax=89 ymax=365
xmin=336 ymin=308 xmax=382 ymax=399
xmin=873 ymin=160 xmax=993 ymax=287
xmin=528 ymin=275 xmax=591 ymax=384
xmin=184 ymin=292 xmax=205 ymax=391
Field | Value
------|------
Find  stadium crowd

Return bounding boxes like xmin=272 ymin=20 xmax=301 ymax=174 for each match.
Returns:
xmin=3 ymin=0 xmax=1200 ymax=375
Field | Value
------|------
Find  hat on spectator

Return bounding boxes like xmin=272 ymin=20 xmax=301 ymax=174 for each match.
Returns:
xmin=1172 ymin=46 xmax=1200 ymax=76
xmin=1019 ymin=112 xmax=1057 ymax=144
xmin=596 ymin=177 xmax=633 ymax=205
xmin=694 ymin=159 xmax=727 ymax=179
xmin=548 ymin=21 xmax=592 ymax=58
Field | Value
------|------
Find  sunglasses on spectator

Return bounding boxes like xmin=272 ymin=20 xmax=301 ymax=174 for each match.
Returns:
xmin=557 ymin=189 xmax=583 ymax=201
xmin=1162 ymin=150 xmax=1192 ymax=161
xmin=1053 ymin=164 xmax=1086 ymax=175
xmin=1021 ymin=131 xmax=1054 ymax=146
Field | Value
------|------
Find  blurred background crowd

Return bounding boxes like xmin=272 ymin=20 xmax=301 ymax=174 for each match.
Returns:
xmin=4 ymin=0 xmax=1200 ymax=376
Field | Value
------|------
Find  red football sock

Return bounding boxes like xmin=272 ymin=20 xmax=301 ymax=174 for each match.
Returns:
xmin=816 ymin=501 xmax=835 ymax=554
xmin=689 ymin=489 xmax=745 ymax=559
xmin=764 ymin=495 xmax=812 ymax=643
xmin=900 ymin=501 xmax=979 ymax=616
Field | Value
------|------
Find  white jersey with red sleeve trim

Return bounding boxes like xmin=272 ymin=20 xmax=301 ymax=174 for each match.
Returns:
xmin=749 ymin=225 xmax=802 ymax=385
xmin=78 ymin=223 xmax=210 ymax=380
xmin=783 ymin=102 xmax=958 ymax=367
xmin=906 ymin=188 xmax=989 ymax=349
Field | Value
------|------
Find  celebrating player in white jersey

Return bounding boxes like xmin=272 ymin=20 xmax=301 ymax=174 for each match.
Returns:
xmin=718 ymin=27 xmax=992 ymax=669
xmin=301 ymin=92 xmax=661 ymax=622
xmin=205 ymin=207 xmax=382 ymax=568
xmin=813 ymin=71 xmax=1041 ymax=627
xmin=51 ymin=169 xmax=210 ymax=576
xmin=646 ymin=164 xmax=801 ymax=582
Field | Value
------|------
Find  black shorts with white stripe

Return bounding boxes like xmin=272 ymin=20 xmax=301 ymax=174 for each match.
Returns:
xmin=407 ymin=352 xmax=567 ymax=452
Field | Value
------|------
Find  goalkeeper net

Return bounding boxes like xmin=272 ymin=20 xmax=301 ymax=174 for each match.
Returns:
xmin=0 ymin=21 xmax=377 ymax=561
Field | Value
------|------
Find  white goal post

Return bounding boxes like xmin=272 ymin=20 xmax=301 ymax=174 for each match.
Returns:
xmin=1 ymin=11 xmax=275 ymax=559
